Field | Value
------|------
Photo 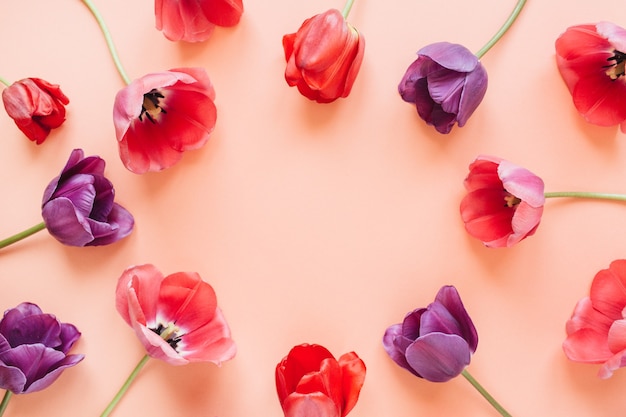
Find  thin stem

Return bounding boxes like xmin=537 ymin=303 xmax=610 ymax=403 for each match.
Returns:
xmin=0 ymin=222 xmax=46 ymax=250
xmin=100 ymin=355 xmax=150 ymax=417
xmin=341 ymin=0 xmax=356 ymax=19
xmin=0 ymin=391 xmax=12 ymax=417
xmin=475 ymin=0 xmax=527 ymax=59
xmin=462 ymin=369 xmax=512 ymax=417
xmin=81 ymin=0 xmax=131 ymax=85
xmin=0 ymin=76 xmax=10 ymax=87
xmin=545 ymin=191 xmax=626 ymax=202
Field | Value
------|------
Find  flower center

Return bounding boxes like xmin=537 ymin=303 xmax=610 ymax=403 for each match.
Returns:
xmin=503 ymin=192 xmax=521 ymax=208
xmin=139 ymin=89 xmax=167 ymax=123
xmin=151 ymin=322 xmax=182 ymax=350
xmin=605 ymin=50 xmax=626 ymax=80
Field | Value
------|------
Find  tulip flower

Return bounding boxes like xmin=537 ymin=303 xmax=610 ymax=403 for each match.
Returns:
xmin=0 ymin=303 xmax=83 ymax=415
xmin=102 ymin=264 xmax=236 ymax=416
xmin=460 ymin=155 xmax=626 ymax=248
xmin=383 ymin=286 xmax=512 ymax=416
xmin=1 ymin=77 xmax=69 ymax=144
xmin=0 ymin=148 xmax=134 ymax=250
xmin=282 ymin=1 xmax=365 ymax=103
xmin=564 ymin=259 xmax=626 ymax=378
xmin=460 ymin=155 xmax=545 ymax=248
xmin=155 ymin=0 xmax=244 ymax=42
xmin=275 ymin=343 xmax=365 ymax=417
xmin=113 ymin=68 xmax=217 ymax=173
xmin=398 ymin=0 xmax=526 ymax=133
xmin=555 ymin=22 xmax=626 ymax=131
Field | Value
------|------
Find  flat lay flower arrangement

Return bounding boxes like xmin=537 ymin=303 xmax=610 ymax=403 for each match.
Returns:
xmin=2 ymin=0 xmax=626 ymax=415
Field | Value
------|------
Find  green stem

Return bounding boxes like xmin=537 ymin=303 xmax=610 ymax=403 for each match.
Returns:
xmin=545 ymin=191 xmax=626 ymax=202
xmin=341 ymin=0 xmax=356 ymax=19
xmin=0 ymin=391 xmax=12 ymax=417
xmin=475 ymin=0 xmax=527 ymax=59
xmin=0 ymin=222 xmax=46 ymax=250
xmin=0 ymin=76 xmax=10 ymax=87
xmin=81 ymin=0 xmax=131 ymax=85
xmin=100 ymin=355 xmax=150 ymax=417
xmin=462 ymin=369 xmax=512 ymax=417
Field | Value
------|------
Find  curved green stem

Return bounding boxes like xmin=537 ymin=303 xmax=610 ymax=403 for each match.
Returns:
xmin=81 ymin=0 xmax=131 ymax=85
xmin=0 ymin=76 xmax=10 ymax=87
xmin=341 ymin=0 xmax=356 ymax=19
xmin=475 ymin=0 xmax=527 ymax=59
xmin=462 ymin=369 xmax=512 ymax=417
xmin=100 ymin=355 xmax=150 ymax=417
xmin=545 ymin=191 xmax=626 ymax=202
xmin=0 ymin=222 xmax=46 ymax=250
xmin=0 ymin=391 xmax=12 ymax=417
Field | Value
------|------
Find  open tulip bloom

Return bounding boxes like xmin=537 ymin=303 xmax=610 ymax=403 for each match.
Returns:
xmin=398 ymin=0 xmax=526 ymax=134
xmin=460 ymin=155 xmax=626 ymax=248
xmin=282 ymin=0 xmax=365 ymax=103
xmin=555 ymin=22 xmax=626 ymax=131
xmin=383 ymin=286 xmax=512 ymax=417
xmin=275 ymin=343 xmax=366 ymax=417
xmin=0 ymin=149 xmax=134 ymax=250
xmin=101 ymin=264 xmax=236 ymax=416
xmin=0 ymin=303 xmax=84 ymax=416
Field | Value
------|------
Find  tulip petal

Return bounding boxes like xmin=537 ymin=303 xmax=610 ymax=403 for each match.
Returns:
xmin=434 ymin=286 xmax=478 ymax=352
xmin=282 ymin=392 xmax=340 ymax=417
xmin=405 ymin=333 xmax=471 ymax=382
xmin=42 ymin=198 xmax=94 ymax=247
xmin=418 ymin=42 xmax=479 ymax=72
xmin=177 ymin=308 xmax=236 ymax=364
xmin=338 ymin=352 xmax=366 ymax=415
xmin=590 ymin=260 xmax=626 ymax=319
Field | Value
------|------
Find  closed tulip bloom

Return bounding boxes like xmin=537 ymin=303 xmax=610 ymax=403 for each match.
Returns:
xmin=555 ymin=22 xmax=626 ymax=131
xmin=383 ymin=286 xmax=478 ymax=382
xmin=155 ymin=0 xmax=244 ymax=42
xmin=42 ymin=149 xmax=134 ymax=247
xmin=2 ymin=78 xmax=69 ymax=144
xmin=115 ymin=264 xmax=236 ymax=365
xmin=564 ymin=260 xmax=626 ymax=378
xmin=276 ymin=344 xmax=365 ymax=417
xmin=460 ymin=155 xmax=545 ymax=248
xmin=398 ymin=42 xmax=488 ymax=134
xmin=113 ymin=68 xmax=217 ymax=173
xmin=283 ymin=9 xmax=365 ymax=103
xmin=0 ymin=302 xmax=83 ymax=394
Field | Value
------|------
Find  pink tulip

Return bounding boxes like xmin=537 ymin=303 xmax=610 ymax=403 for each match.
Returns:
xmin=564 ymin=260 xmax=626 ymax=378
xmin=115 ymin=264 xmax=236 ymax=365
xmin=113 ymin=68 xmax=217 ymax=174
xmin=460 ymin=155 xmax=545 ymax=248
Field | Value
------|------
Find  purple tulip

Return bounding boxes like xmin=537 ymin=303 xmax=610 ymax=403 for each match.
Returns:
xmin=0 ymin=302 xmax=84 ymax=394
xmin=398 ymin=42 xmax=488 ymax=134
xmin=383 ymin=285 xmax=478 ymax=382
xmin=41 ymin=148 xmax=134 ymax=246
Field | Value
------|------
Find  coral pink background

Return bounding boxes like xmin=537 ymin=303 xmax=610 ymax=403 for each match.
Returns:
xmin=2 ymin=1 xmax=626 ymax=416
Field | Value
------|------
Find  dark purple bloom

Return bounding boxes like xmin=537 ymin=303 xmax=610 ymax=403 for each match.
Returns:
xmin=382 ymin=285 xmax=478 ymax=382
xmin=0 ymin=302 xmax=84 ymax=394
xmin=398 ymin=42 xmax=488 ymax=134
xmin=41 ymin=148 xmax=134 ymax=246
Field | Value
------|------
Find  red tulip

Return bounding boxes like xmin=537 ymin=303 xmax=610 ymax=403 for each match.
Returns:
xmin=283 ymin=9 xmax=365 ymax=103
xmin=155 ymin=0 xmax=244 ymax=42
xmin=115 ymin=264 xmax=236 ymax=365
xmin=2 ymin=78 xmax=69 ymax=144
xmin=275 ymin=344 xmax=365 ymax=417
xmin=555 ymin=22 xmax=626 ymax=131
xmin=113 ymin=68 xmax=217 ymax=174
xmin=460 ymin=155 xmax=545 ymax=248
xmin=564 ymin=260 xmax=626 ymax=378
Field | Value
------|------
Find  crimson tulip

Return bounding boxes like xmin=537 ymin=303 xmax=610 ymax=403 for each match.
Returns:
xmin=564 ymin=259 xmax=626 ymax=378
xmin=115 ymin=264 xmax=236 ymax=365
xmin=155 ymin=0 xmax=244 ymax=42
xmin=555 ymin=22 xmax=626 ymax=131
xmin=2 ymin=78 xmax=69 ymax=144
xmin=113 ymin=68 xmax=217 ymax=173
xmin=283 ymin=8 xmax=365 ymax=103
xmin=460 ymin=155 xmax=545 ymax=248
xmin=275 ymin=343 xmax=365 ymax=417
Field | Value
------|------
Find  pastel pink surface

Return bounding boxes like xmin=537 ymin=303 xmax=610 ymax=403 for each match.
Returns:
xmin=2 ymin=1 xmax=626 ymax=416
